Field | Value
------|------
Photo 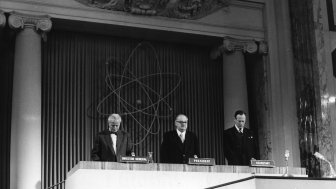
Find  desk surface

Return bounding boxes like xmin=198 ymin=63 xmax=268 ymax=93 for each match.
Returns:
xmin=66 ymin=162 xmax=313 ymax=189
xmin=68 ymin=161 xmax=307 ymax=177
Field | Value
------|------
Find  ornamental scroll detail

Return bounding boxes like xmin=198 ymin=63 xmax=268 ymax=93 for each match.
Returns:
xmin=76 ymin=0 xmax=231 ymax=19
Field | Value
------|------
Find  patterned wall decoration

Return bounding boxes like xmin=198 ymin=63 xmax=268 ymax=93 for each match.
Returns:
xmin=94 ymin=42 xmax=181 ymax=146
xmin=41 ymin=30 xmax=224 ymax=189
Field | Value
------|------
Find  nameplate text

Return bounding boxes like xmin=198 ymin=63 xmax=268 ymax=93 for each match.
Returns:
xmin=188 ymin=158 xmax=215 ymax=166
xmin=120 ymin=156 xmax=149 ymax=164
xmin=250 ymin=160 xmax=275 ymax=168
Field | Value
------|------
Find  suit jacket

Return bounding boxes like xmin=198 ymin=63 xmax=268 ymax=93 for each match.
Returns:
xmin=91 ymin=129 xmax=133 ymax=162
xmin=223 ymin=126 xmax=256 ymax=165
xmin=160 ymin=130 xmax=200 ymax=164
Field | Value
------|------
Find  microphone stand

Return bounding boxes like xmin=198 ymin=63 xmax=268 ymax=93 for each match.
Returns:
xmin=282 ymin=150 xmax=293 ymax=177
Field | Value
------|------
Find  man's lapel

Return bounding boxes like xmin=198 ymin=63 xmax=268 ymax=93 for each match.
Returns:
xmin=184 ymin=132 xmax=190 ymax=146
xmin=103 ymin=133 xmax=116 ymax=155
xmin=174 ymin=131 xmax=184 ymax=151
xmin=116 ymin=131 xmax=123 ymax=154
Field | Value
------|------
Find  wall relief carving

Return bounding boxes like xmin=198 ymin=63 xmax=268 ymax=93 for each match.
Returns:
xmin=76 ymin=0 xmax=231 ymax=19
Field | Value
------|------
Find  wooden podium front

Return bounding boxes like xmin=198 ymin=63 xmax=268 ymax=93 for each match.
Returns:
xmin=66 ymin=161 xmax=306 ymax=189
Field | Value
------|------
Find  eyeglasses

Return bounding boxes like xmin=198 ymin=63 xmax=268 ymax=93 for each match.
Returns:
xmin=176 ymin=120 xmax=188 ymax=124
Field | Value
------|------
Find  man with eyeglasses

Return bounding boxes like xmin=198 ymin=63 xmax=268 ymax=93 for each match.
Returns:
xmin=91 ymin=113 xmax=134 ymax=162
xmin=160 ymin=114 xmax=200 ymax=164
xmin=223 ymin=110 xmax=257 ymax=165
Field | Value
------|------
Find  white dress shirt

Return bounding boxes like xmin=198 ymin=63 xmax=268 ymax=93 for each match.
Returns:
xmin=110 ymin=133 xmax=117 ymax=153
xmin=176 ymin=129 xmax=185 ymax=143
xmin=235 ymin=125 xmax=244 ymax=133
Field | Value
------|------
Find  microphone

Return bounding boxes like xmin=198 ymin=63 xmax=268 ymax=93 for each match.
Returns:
xmin=282 ymin=150 xmax=293 ymax=177
xmin=285 ymin=150 xmax=290 ymax=160
xmin=314 ymin=152 xmax=336 ymax=178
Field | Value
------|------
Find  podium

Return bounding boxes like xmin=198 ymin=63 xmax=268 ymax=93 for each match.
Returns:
xmin=66 ymin=161 xmax=307 ymax=189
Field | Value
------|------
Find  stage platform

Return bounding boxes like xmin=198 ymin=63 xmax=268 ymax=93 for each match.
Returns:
xmin=65 ymin=161 xmax=314 ymax=189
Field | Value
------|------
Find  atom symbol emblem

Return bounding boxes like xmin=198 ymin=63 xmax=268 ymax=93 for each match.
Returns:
xmin=96 ymin=42 xmax=181 ymax=145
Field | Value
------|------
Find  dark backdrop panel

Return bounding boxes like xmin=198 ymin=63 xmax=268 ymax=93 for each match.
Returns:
xmin=42 ymin=30 xmax=224 ymax=189
xmin=0 ymin=26 xmax=15 ymax=189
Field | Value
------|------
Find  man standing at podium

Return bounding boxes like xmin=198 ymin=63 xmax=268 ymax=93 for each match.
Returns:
xmin=160 ymin=114 xmax=200 ymax=164
xmin=91 ymin=113 xmax=133 ymax=162
xmin=223 ymin=110 xmax=256 ymax=165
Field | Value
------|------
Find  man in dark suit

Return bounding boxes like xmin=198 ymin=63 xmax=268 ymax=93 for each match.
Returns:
xmin=223 ymin=110 xmax=257 ymax=165
xmin=160 ymin=114 xmax=200 ymax=164
xmin=91 ymin=113 xmax=134 ymax=162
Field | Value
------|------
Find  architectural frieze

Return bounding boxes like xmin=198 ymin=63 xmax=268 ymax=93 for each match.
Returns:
xmin=76 ymin=0 xmax=231 ymax=19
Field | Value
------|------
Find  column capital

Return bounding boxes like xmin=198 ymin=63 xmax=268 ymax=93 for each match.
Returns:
xmin=0 ymin=10 xmax=6 ymax=28
xmin=210 ymin=37 xmax=268 ymax=59
xmin=222 ymin=37 xmax=258 ymax=54
xmin=8 ymin=12 xmax=52 ymax=33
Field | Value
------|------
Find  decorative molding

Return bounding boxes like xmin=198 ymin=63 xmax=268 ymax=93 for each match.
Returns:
xmin=76 ymin=0 xmax=231 ymax=19
xmin=258 ymin=41 xmax=268 ymax=54
xmin=8 ymin=12 xmax=52 ymax=32
xmin=0 ymin=0 xmax=265 ymax=39
xmin=210 ymin=37 xmax=268 ymax=59
xmin=0 ymin=10 xmax=6 ymax=28
xmin=222 ymin=37 xmax=258 ymax=53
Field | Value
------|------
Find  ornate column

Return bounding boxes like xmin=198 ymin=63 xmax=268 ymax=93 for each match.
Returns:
xmin=211 ymin=37 xmax=269 ymax=163
xmin=8 ymin=12 xmax=51 ymax=189
xmin=214 ymin=37 xmax=261 ymax=129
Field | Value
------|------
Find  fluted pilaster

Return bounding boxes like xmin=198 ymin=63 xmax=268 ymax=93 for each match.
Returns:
xmin=9 ymin=12 xmax=51 ymax=189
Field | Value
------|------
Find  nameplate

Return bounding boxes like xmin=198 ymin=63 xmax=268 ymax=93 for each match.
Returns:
xmin=120 ymin=156 xmax=149 ymax=164
xmin=250 ymin=160 xmax=275 ymax=167
xmin=188 ymin=158 xmax=215 ymax=166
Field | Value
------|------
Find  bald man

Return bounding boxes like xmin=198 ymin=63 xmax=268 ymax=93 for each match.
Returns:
xmin=160 ymin=114 xmax=200 ymax=164
xmin=91 ymin=113 xmax=133 ymax=162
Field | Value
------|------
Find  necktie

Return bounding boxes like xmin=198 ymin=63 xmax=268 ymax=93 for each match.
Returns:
xmin=239 ymin=128 xmax=243 ymax=133
xmin=179 ymin=133 xmax=184 ymax=143
xmin=109 ymin=131 xmax=117 ymax=135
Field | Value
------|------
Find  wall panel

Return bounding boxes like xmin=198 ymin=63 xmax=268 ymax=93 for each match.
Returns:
xmin=42 ymin=30 xmax=224 ymax=189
